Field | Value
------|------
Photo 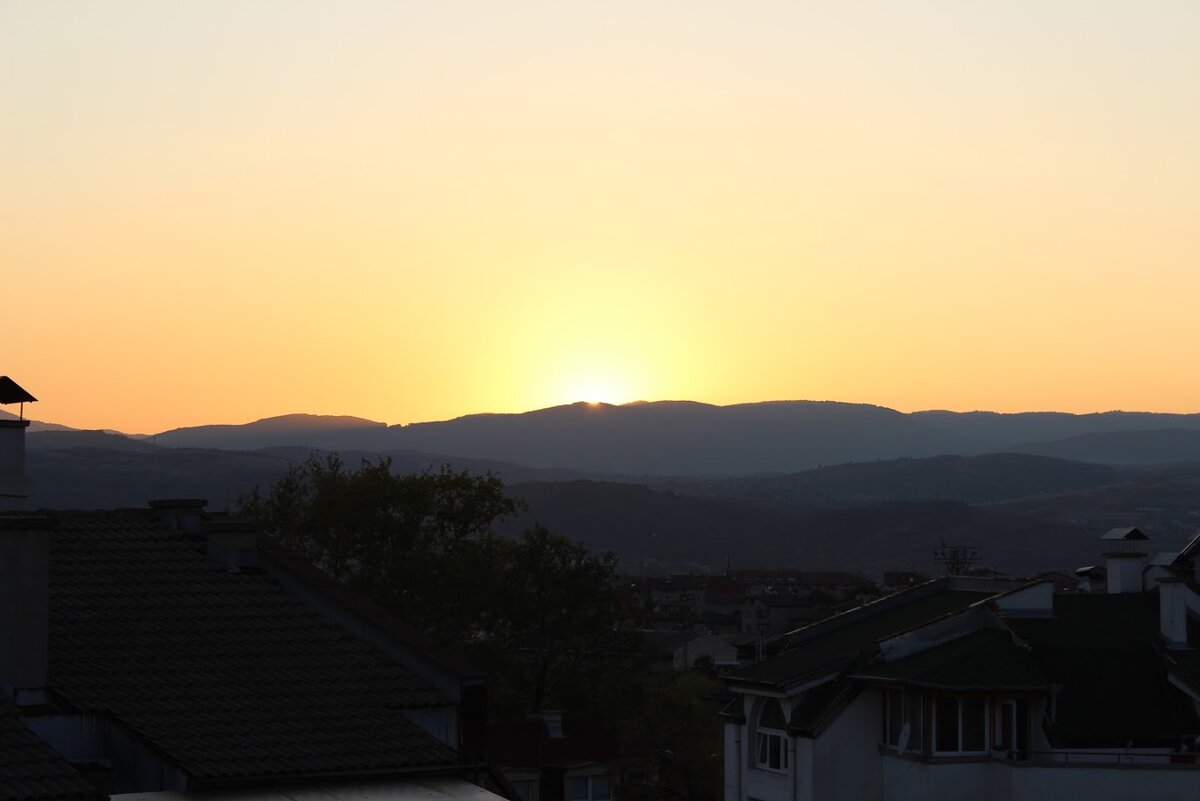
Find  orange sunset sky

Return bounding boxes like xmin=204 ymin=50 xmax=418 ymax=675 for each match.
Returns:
xmin=3 ymin=1 xmax=1199 ymax=434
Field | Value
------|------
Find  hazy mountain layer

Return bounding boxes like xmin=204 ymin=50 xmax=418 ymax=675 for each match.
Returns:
xmin=22 ymin=442 xmax=1200 ymax=577
xmin=128 ymin=401 xmax=1200 ymax=475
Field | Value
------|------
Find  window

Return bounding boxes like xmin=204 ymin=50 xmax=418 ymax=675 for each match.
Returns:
xmin=994 ymin=699 xmax=1029 ymax=758
xmin=569 ymin=775 xmax=611 ymax=801
xmin=932 ymin=695 xmax=988 ymax=755
xmin=882 ymin=688 xmax=924 ymax=753
xmin=754 ymin=699 xmax=789 ymax=771
xmin=512 ymin=780 xmax=536 ymax=801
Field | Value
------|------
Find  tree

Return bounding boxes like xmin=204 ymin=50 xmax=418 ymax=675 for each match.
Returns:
xmin=237 ymin=457 xmax=642 ymax=715
xmin=237 ymin=454 xmax=522 ymax=638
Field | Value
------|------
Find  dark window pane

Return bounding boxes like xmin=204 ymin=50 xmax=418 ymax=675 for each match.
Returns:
xmin=888 ymin=690 xmax=903 ymax=746
xmin=570 ymin=778 xmax=589 ymax=801
xmin=907 ymin=691 xmax=924 ymax=752
xmin=962 ymin=697 xmax=986 ymax=752
xmin=761 ymin=700 xmax=786 ymax=729
xmin=999 ymin=702 xmax=1013 ymax=750
xmin=1015 ymin=700 xmax=1028 ymax=756
xmin=935 ymin=697 xmax=959 ymax=752
xmin=592 ymin=777 xmax=611 ymax=800
xmin=756 ymin=733 xmax=768 ymax=765
xmin=769 ymin=734 xmax=781 ymax=769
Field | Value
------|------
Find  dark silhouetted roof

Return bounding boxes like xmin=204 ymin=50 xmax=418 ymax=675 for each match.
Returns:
xmin=0 ymin=702 xmax=98 ymax=801
xmin=0 ymin=378 xmax=36 ymax=406
xmin=849 ymin=629 xmax=1048 ymax=691
xmin=47 ymin=511 xmax=462 ymax=786
xmin=1177 ymin=529 xmax=1200 ymax=563
xmin=725 ymin=586 xmax=996 ymax=689
xmin=1007 ymin=593 xmax=1200 ymax=748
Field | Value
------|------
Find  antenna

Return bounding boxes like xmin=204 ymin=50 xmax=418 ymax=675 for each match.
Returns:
xmin=933 ymin=541 xmax=981 ymax=575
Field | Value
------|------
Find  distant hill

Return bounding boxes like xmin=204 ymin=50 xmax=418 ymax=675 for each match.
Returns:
xmin=28 ymin=430 xmax=159 ymax=453
xmin=25 ymin=443 xmax=614 ymax=510
xmin=499 ymin=481 xmax=1150 ymax=577
xmin=137 ymin=401 xmax=1200 ymax=475
xmin=22 ymin=440 xmax=1200 ymax=576
xmin=1003 ymin=429 xmax=1200 ymax=465
xmin=149 ymin=413 xmax=386 ymax=450
xmin=673 ymin=453 xmax=1128 ymax=504
xmin=0 ymin=408 xmax=77 ymax=433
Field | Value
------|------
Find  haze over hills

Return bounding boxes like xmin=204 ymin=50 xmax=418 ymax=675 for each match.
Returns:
xmin=132 ymin=400 xmax=1200 ymax=475
xmin=17 ymin=397 xmax=1200 ymax=577
xmin=0 ymin=407 xmax=76 ymax=433
xmin=147 ymin=413 xmax=387 ymax=450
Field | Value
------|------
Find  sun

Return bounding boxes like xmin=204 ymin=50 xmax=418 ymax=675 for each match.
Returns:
xmin=565 ymin=374 xmax=629 ymax=406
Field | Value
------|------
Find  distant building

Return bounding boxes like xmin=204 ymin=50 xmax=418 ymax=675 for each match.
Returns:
xmin=674 ymin=632 xmax=740 ymax=671
xmin=719 ymin=527 xmax=1200 ymax=801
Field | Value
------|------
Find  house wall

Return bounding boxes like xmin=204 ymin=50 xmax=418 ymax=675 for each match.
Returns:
xmin=879 ymin=755 xmax=1006 ymax=801
xmin=743 ymin=759 xmax=792 ymax=801
xmin=811 ymin=688 xmax=882 ymax=801
xmin=878 ymin=753 xmax=1200 ymax=801
xmin=723 ymin=721 xmax=741 ymax=801
xmin=1007 ymin=763 xmax=1200 ymax=801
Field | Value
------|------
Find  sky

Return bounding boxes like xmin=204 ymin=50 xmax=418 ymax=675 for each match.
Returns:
xmin=3 ymin=1 xmax=1199 ymax=433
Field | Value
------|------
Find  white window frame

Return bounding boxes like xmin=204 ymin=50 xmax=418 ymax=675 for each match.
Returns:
xmin=932 ymin=695 xmax=989 ymax=756
xmin=753 ymin=699 xmax=790 ymax=772
xmin=882 ymin=688 xmax=924 ymax=753
xmin=993 ymin=698 xmax=1028 ymax=758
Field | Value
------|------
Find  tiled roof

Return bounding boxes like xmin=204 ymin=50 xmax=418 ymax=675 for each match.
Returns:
xmin=47 ymin=511 xmax=462 ymax=786
xmin=0 ymin=702 xmax=98 ymax=801
xmin=849 ymin=629 xmax=1048 ymax=691
xmin=725 ymin=586 xmax=996 ymax=689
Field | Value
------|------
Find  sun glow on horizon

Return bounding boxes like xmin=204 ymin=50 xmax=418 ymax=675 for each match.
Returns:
xmin=4 ymin=2 xmax=1200 ymax=432
xmin=563 ymin=374 xmax=631 ymax=406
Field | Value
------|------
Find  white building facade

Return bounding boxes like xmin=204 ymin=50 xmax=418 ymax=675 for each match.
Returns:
xmin=723 ymin=555 xmax=1200 ymax=801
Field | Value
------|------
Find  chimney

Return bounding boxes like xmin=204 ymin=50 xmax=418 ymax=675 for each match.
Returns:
xmin=0 ymin=377 xmax=37 ymax=511
xmin=204 ymin=519 xmax=261 ymax=573
xmin=148 ymin=499 xmax=208 ymax=538
xmin=0 ymin=516 xmax=52 ymax=703
xmin=1101 ymin=527 xmax=1149 ymax=594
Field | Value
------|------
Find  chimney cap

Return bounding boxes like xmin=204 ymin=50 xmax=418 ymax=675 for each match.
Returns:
xmin=0 ymin=377 xmax=36 ymax=405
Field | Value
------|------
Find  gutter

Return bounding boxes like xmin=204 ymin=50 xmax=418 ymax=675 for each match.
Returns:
xmin=191 ymin=761 xmax=488 ymax=791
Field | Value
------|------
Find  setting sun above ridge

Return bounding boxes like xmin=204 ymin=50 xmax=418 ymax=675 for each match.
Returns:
xmin=564 ymin=373 xmax=630 ymax=406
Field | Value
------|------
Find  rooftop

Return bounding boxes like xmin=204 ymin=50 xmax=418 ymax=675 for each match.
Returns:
xmin=849 ymin=628 xmax=1048 ymax=692
xmin=725 ymin=580 xmax=1004 ymax=689
xmin=43 ymin=510 xmax=464 ymax=786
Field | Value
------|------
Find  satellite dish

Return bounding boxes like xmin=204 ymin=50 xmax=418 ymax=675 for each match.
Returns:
xmin=897 ymin=722 xmax=911 ymax=753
